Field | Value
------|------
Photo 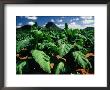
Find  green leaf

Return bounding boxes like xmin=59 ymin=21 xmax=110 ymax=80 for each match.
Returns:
xmin=45 ymin=42 xmax=58 ymax=53
xmin=38 ymin=42 xmax=58 ymax=54
xmin=16 ymin=61 xmax=27 ymax=74
xmin=75 ymin=34 xmax=87 ymax=40
xmin=72 ymin=51 xmax=92 ymax=69
xmin=74 ymin=43 xmax=83 ymax=50
xmin=37 ymin=43 xmax=45 ymax=50
xmin=58 ymin=44 xmax=73 ymax=57
xmin=16 ymin=37 xmax=33 ymax=53
xmin=55 ymin=62 xmax=66 ymax=74
xmin=31 ymin=50 xmax=51 ymax=73
xmin=31 ymin=30 xmax=43 ymax=39
xmin=74 ymin=43 xmax=87 ymax=53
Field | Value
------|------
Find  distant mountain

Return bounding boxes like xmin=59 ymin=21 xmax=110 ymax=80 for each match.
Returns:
xmin=17 ymin=25 xmax=32 ymax=30
xmin=84 ymin=27 xmax=94 ymax=30
xmin=45 ymin=22 xmax=57 ymax=28
xmin=17 ymin=22 xmax=63 ymax=31
xmin=42 ymin=22 xmax=63 ymax=31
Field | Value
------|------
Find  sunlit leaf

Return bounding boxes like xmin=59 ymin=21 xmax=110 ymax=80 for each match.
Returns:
xmin=31 ymin=50 xmax=51 ymax=73
xmin=16 ymin=37 xmax=33 ymax=53
xmin=58 ymin=44 xmax=73 ymax=57
xmin=72 ymin=51 xmax=92 ymax=69
xmin=16 ymin=61 xmax=27 ymax=74
xmin=55 ymin=62 xmax=66 ymax=74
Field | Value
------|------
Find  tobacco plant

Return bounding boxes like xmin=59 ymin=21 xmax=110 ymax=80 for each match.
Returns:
xmin=16 ymin=22 xmax=94 ymax=74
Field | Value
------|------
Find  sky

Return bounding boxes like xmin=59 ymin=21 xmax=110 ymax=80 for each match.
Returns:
xmin=16 ymin=16 xmax=94 ymax=29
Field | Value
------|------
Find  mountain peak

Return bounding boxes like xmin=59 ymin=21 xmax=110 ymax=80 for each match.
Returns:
xmin=45 ymin=22 xmax=56 ymax=28
xmin=44 ymin=22 xmax=63 ymax=31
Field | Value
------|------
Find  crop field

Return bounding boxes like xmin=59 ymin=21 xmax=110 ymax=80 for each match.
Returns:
xmin=16 ymin=16 xmax=94 ymax=74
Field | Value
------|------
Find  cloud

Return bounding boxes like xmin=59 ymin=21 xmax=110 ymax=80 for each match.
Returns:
xmin=28 ymin=21 xmax=35 ymax=25
xmin=85 ymin=24 xmax=94 ymax=27
xmin=70 ymin=18 xmax=79 ymax=22
xmin=57 ymin=19 xmax=63 ymax=23
xmin=56 ymin=24 xmax=64 ymax=27
xmin=25 ymin=16 xmax=37 ymax=20
xmin=43 ymin=22 xmax=47 ymax=27
xmin=51 ymin=19 xmax=55 ymax=22
xmin=76 ymin=18 xmax=79 ymax=21
xmin=56 ymin=24 xmax=64 ymax=28
xmin=80 ymin=16 xmax=93 ymax=20
xmin=80 ymin=16 xmax=94 ymax=25
xmin=16 ymin=25 xmax=22 ymax=28
xmin=70 ymin=19 xmax=73 ymax=22
xmin=68 ymin=22 xmax=85 ymax=29
xmin=18 ymin=23 xmax=22 ymax=26
xmin=16 ymin=23 xmax=22 ymax=28
xmin=82 ymin=19 xmax=94 ymax=24
xmin=43 ymin=24 xmax=45 ymax=27
xmin=70 ymin=22 xmax=76 ymax=25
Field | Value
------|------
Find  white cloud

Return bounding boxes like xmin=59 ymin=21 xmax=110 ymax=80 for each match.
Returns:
xmin=28 ymin=21 xmax=35 ymax=25
xmin=57 ymin=19 xmax=63 ymax=22
xmin=56 ymin=24 xmax=64 ymax=27
xmin=80 ymin=16 xmax=94 ymax=25
xmin=85 ymin=24 xmax=94 ymax=27
xmin=43 ymin=24 xmax=45 ymax=27
xmin=16 ymin=25 xmax=22 ymax=28
xmin=16 ymin=23 xmax=22 ymax=28
xmin=70 ymin=18 xmax=79 ymax=22
xmin=42 ymin=22 xmax=47 ymax=27
xmin=80 ymin=16 xmax=93 ymax=20
xmin=76 ymin=18 xmax=79 ymax=21
xmin=51 ymin=19 xmax=55 ymax=22
xmin=69 ymin=22 xmax=85 ymax=29
xmin=18 ymin=23 xmax=22 ymax=26
xmin=70 ymin=22 xmax=76 ymax=25
xmin=82 ymin=19 xmax=94 ymax=24
xmin=25 ymin=16 xmax=37 ymax=20
xmin=70 ymin=19 xmax=73 ymax=22
xmin=56 ymin=24 xmax=64 ymax=28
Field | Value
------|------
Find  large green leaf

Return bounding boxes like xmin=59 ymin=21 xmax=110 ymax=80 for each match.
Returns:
xmin=31 ymin=50 xmax=51 ymax=73
xmin=55 ymin=62 xmax=66 ymax=74
xmin=16 ymin=37 xmax=33 ymax=53
xmin=16 ymin=61 xmax=27 ymax=74
xmin=72 ymin=51 xmax=92 ymax=69
xmin=58 ymin=44 xmax=73 ymax=57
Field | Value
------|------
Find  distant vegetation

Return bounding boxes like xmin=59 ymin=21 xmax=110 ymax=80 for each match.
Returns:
xmin=16 ymin=22 xmax=94 ymax=74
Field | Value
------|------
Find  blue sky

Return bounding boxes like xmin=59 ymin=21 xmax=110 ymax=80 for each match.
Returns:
xmin=16 ymin=16 xmax=94 ymax=29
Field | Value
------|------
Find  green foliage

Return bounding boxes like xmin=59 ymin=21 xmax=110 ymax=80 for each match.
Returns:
xmin=31 ymin=50 xmax=51 ymax=73
xmin=16 ymin=37 xmax=34 ymax=53
xmin=31 ymin=30 xmax=43 ymax=39
xmin=58 ymin=44 xmax=73 ymax=57
xmin=55 ymin=62 xmax=66 ymax=74
xmin=72 ymin=51 xmax=92 ymax=69
xmin=16 ymin=61 xmax=27 ymax=74
xmin=16 ymin=22 xmax=94 ymax=74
